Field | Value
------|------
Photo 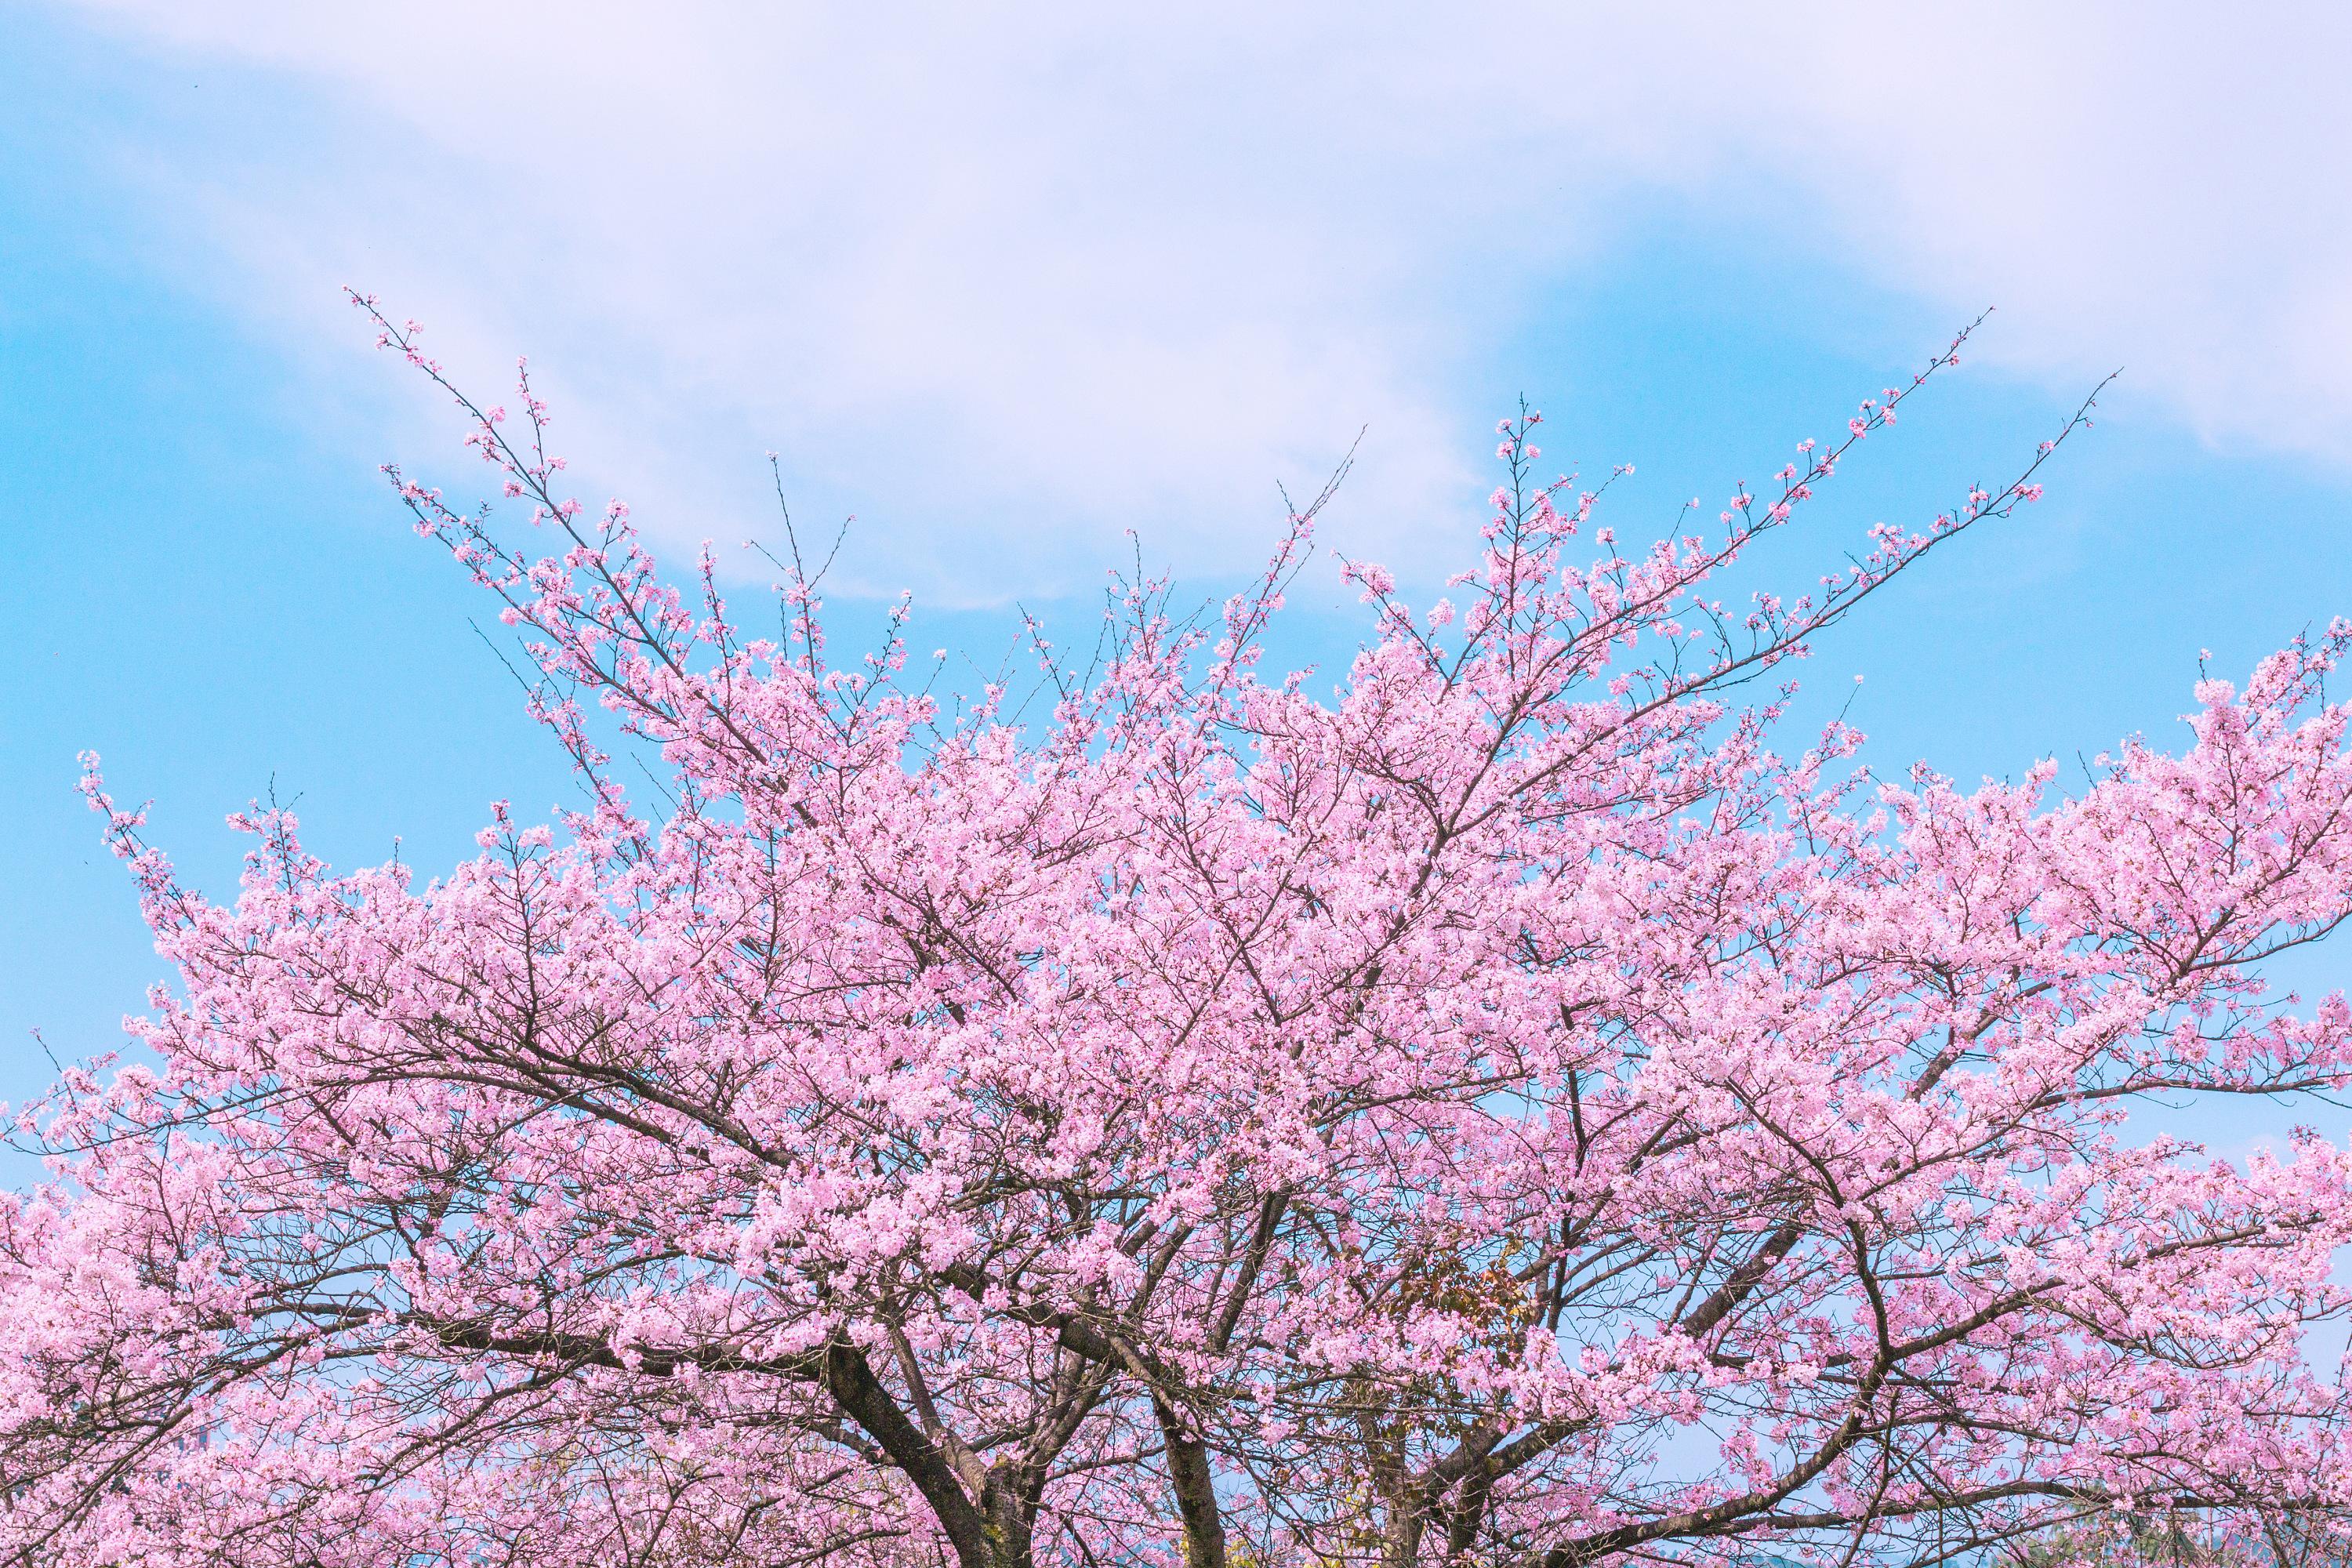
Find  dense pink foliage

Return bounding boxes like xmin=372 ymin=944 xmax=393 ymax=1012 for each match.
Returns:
xmin=7 ymin=303 xmax=2352 ymax=1568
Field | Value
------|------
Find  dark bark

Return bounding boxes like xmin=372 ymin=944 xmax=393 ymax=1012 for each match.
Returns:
xmin=818 ymin=1341 xmax=998 ymax=1568
xmin=1152 ymin=1395 xmax=1229 ymax=1568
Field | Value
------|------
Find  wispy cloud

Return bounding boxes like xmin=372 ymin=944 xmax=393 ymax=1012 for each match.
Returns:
xmin=53 ymin=1 xmax=2352 ymax=601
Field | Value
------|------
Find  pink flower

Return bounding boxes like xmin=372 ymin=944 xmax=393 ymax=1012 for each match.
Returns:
xmin=24 ymin=307 xmax=2307 ymax=1568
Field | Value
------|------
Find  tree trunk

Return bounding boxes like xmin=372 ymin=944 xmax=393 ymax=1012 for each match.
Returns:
xmin=980 ymin=1468 xmax=1043 ymax=1568
xmin=1152 ymin=1395 xmax=1229 ymax=1568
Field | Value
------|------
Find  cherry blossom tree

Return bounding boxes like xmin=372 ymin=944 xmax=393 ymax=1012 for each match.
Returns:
xmin=8 ymin=299 xmax=2352 ymax=1568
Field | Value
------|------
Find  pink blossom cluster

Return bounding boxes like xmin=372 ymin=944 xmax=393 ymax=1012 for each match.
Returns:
xmin=3 ymin=301 xmax=2349 ymax=1568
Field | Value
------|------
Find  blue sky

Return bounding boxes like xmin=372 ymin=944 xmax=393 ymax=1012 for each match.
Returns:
xmin=10 ymin=4 xmax=2352 ymax=1124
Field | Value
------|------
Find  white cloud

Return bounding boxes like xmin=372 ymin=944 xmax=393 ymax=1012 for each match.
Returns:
xmin=50 ymin=0 xmax=2352 ymax=602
